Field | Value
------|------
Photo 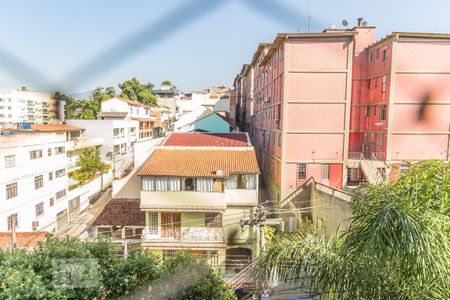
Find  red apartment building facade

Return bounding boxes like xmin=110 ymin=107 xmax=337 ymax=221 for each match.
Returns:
xmin=234 ymin=24 xmax=450 ymax=202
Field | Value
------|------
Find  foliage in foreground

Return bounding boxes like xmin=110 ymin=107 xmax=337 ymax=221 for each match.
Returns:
xmin=256 ymin=160 xmax=450 ymax=299
xmin=0 ymin=237 xmax=235 ymax=300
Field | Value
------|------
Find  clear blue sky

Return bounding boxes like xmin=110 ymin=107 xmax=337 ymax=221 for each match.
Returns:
xmin=1 ymin=0 xmax=449 ymax=94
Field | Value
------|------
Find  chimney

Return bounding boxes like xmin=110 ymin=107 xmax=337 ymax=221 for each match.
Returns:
xmin=357 ymin=18 xmax=363 ymax=27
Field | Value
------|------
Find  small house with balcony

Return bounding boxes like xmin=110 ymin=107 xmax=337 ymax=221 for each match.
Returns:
xmin=137 ymin=132 xmax=260 ymax=273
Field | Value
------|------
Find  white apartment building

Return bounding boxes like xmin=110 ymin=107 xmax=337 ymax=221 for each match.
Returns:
xmin=0 ymin=89 xmax=60 ymax=125
xmin=0 ymin=125 xmax=75 ymax=232
xmin=176 ymin=91 xmax=231 ymax=117
xmin=67 ymin=98 xmax=163 ymax=178
xmin=0 ymin=124 xmax=111 ymax=233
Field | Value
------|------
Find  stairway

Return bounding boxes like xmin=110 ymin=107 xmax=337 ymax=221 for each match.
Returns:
xmin=226 ymin=262 xmax=256 ymax=290
xmin=359 ymin=158 xmax=383 ymax=184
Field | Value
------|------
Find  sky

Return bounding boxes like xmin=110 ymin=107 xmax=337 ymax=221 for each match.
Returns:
xmin=1 ymin=0 xmax=450 ymax=94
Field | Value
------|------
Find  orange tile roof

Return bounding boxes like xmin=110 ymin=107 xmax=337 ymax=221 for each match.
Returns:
xmin=0 ymin=231 xmax=47 ymax=249
xmin=163 ymin=133 xmax=249 ymax=147
xmin=138 ymin=149 xmax=260 ymax=177
xmin=119 ymin=98 xmax=153 ymax=109
xmin=31 ymin=124 xmax=83 ymax=132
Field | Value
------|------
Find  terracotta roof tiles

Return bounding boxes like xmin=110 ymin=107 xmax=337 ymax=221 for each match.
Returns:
xmin=138 ymin=149 xmax=260 ymax=177
xmin=92 ymin=198 xmax=145 ymax=226
xmin=0 ymin=231 xmax=47 ymax=249
xmin=163 ymin=133 xmax=249 ymax=147
xmin=31 ymin=124 xmax=83 ymax=132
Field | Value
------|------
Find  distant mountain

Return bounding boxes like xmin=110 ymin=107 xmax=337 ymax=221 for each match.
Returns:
xmin=69 ymin=90 xmax=92 ymax=100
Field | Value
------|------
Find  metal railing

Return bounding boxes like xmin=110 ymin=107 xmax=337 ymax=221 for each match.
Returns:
xmin=142 ymin=227 xmax=224 ymax=243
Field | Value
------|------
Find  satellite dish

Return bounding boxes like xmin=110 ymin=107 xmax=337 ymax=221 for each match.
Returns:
xmin=342 ymin=19 xmax=348 ymax=27
xmin=362 ymin=20 xmax=368 ymax=27
xmin=106 ymin=151 xmax=113 ymax=160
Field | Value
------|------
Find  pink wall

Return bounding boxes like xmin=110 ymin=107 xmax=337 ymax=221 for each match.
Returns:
xmin=396 ymin=41 xmax=450 ymax=72
xmin=390 ymin=134 xmax=448 ymax=161
xmin=285 ymin=134 xmax=344 ymax=161
xmin=287 ymin=103 xmax=346 ymax=131
xmin=395 ymin=73 xmax=450 ymax=102
xmin=288 ymin=41 xmax=349 ymax=70
xmin=287 ymin=73 xmax=347 ymax=101
xmin=392 ymin=104 xmax=450 ymax=132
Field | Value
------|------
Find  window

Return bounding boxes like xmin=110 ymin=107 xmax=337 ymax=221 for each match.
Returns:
xmin=376 ymin=48 xmax=380 ymax=59
xmin=49 ymin=172 xmax=53 ymax=181
xmin=113 ymin=128 xmax=125 ymax=137
xmin=297 ymin=163 xmax=306 ymax=180
xmin=130 ymin=127 xmax=136 ymax=135
xmin=379 ymin=105 xmax=387 ymax=120
xmin=7 ymin=214 xmax=18 ymax=231
xmin=205 ymin=213 xmax=222 ymax=228
xmin=278 ymin=132 xmax=282 ymax=147
xmin=36 ymin=202 xmax=44 ymax=217
xmin=34 ymin=175 xmax=44 ymax=189
xmin=210 ymin=251 xmax=220 ymax=267
xmin=6 ymin=182 xmax=18 ymax=199
xmin=367 ymin=80 xmax=371 ymax=89
xmin=55 ymin=169 xmax=66 ymax=178
xmin=54 ymin=146 xmax=65 ymax=155
xmin=369 ymin=52 xmax=373 ymax=62
xmin=382 ymin=75 xmax=387 ymax=93
xmin=184 ymin=178 xmax=195 ymax=191
xmin=365 ymin=106 xmax=371 ymax=117
xmin=48 ymin=148 xmax=52 ymax=156
xmin=4 ymin=155 xmax=15 ymax=168
xmin=400 ymin=163 xmax=410 ymax=173
xmin=322 ymin=164 xmax=330 ymax=180
xmin=50 ymin=197 xmax=54 ymax=207
xmin=114 ymin=145 xmax=120 ymax=155
xmin=163 ymin=249 xmax=179 ymax=260
xmin=279 ymin=47 xmax=283 ymax=61
xmin=120 ymin=143 xmax=127 ymax=155
xmin=55 ymin=189 xmax=67 ymax=200
xmin=382 ymin=48 xmax=388 ymax=62
xmin=30 ymin=149 xmax=43 ymax=159
xmin=148 ymin=212 xmax=159 ymax=235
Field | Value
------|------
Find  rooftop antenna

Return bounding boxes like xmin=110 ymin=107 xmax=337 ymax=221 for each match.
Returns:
xmin=342 ymin=19 xmax=349 ymax=28
xmin=307 ymin=0 xmax=311 ymax=32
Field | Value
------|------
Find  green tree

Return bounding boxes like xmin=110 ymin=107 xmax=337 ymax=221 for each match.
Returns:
xmin=69 ymin=148 xmax=110 ymax=185
xmin=255 ymin=160 xmax=450 ymax=299
xmin=119 ymin=77 xmax=157 ymax=106
xmin=161 ymin=80 xmax=173 ymax=86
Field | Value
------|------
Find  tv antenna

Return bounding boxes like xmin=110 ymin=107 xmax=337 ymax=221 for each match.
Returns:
xmin=307 ymin=0 xmax=311 ymax=32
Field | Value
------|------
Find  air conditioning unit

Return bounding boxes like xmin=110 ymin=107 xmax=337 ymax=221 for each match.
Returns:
xmin=32 ymin=221 xmax=39 ymax=231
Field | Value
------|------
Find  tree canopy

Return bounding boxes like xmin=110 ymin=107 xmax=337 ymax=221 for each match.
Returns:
xmin=62 ymin=77 xmax=160 ymax=120
xmin=256 ymin=160 xmax=450 ymax=299
xmin=0 ymin=237 xmax=236 ymax=300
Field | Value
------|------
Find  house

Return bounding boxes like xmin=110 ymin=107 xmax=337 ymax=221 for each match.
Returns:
xmin=91 ymin=133 xmax=260 ymax=272
xmin=174 ymin=107 xmax=234 ymax=133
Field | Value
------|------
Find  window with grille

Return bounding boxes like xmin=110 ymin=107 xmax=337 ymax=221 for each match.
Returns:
xmin=55 ymin=189 xmax=66 ymax=200
xmin=382 ymin=75 xmax=387 ymax=93
xmin=322 ymin=164 xmax=330 ymax=180
xmin=382 ymin=48 xmax=388 ymax=62
xmin=49 ymin=197 xmax=54 ymax=207
xmin=30 ymin=149 xmax=42 ymax=159
xmin=210 ymin=251 xmax=220 ymax=267
xmin=297 ymin=163 xmax=306 ymax=180
xmin=365 ymin=106 xmax=371 ymax=117
xmin=6 ymin=182 xmax=18 ymax=199
xmin=34 ymin=175 xmax=44 ymax=189
xmin=54 ymin=146 xmax=65 ymax=155
xmin=205 ymin=213 xmax=222 ymax=228
xmin=7 ymin=214 xmax=18 ymax=231
xmin=4 ymin=155 xmax=15 ymax=168
xmin=379 ymin=105 xmax=387 ymax=121
xmin=163 ymin=249 xmax=178 ymax=260
xmin=49 ymin=172 xmax=53 ymax=181
xmin=36 ymin=202 xmax=44 ymax=217
xmin=55 ymin=169 xmax=66 ymax=178
xmin=148 ymin=212 xmax=159 ymax=235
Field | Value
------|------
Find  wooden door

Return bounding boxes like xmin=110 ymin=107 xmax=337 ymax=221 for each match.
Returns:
xmin=161 ymin=213 xmax=181 ymax=239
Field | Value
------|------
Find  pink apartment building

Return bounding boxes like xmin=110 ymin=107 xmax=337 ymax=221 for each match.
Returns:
xmin=234 ymin=23 xmax=450 ymax=201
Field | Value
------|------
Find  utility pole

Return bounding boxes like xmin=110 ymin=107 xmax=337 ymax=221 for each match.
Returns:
xmin=10 ymin=213 xmax=17 ymax=250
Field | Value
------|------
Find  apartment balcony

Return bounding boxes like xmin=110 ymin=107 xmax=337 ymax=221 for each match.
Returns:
xmin=141 ymin=227 xmax=225 ymax=249
xmin=68 ymin=136 xmax=103 ymax=151
xmin=140 ymin=191 xmax=226 ymax=212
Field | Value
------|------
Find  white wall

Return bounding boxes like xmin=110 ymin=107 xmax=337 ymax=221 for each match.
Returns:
xmin=0 ymin=131 xmax=69 ymax=232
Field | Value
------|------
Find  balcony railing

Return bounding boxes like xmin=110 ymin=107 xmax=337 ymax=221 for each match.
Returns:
xmin=142 ymin=227 xmax=224 ymax=243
